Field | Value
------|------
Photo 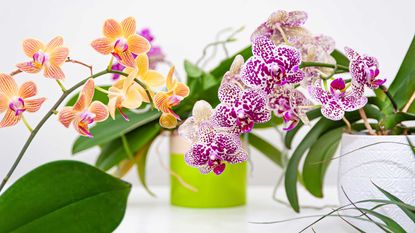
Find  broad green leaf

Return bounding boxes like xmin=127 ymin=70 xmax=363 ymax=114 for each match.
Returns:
xmin=331 ymin=49 xmax=350 ymax=67
xmin=202 ymin=72 xmax=218 ymax=90
xmin=66 ymin=85 xmax=110 ymax=106
xmin=358 ymin=207 xmax=407 ymax=233
xmin=387 ymin=35 xmax=415 ymax=111
xmin=284 ymin=108 xmax=322 ymax=149
xmin=248 ymin=133 xmax=283 ymax=167
xmin=302 ymin=128 xmax=343 ymax=197
xmin=184 ymin=60 xmax=203 ymax=78
xmin=72 ymin=110 xmax=161 ymax=154
xmin=373 ymin=182 xmax=415 ymax=223
xmin=0 ymin=160 xmax=130 ymax=233
xmin=136 ymin=142 xmax=155 ymax=196
xmin=96 ymin=122 xmax=161 ymax=171
xmin=383 ymin=112 xmax=415 ymax=129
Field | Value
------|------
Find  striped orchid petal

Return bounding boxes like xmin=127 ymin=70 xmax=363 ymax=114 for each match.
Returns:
xmin=89 ymin=101 xmax=108 ymax=122
xmin=45 ymin=36 xmax=64 ymax=52
xmin=25 ymin=98 xmax=46 ymax=112
xmin=121 ymin=17 xmax=136 ymax=37
xmin=103 ymin=19 xmax=123 ymax=39
xmin=91 ymin=38 xmax=114 ymax=55
xmin=0 ymin=74 xmax=18 ymax=97
xmin=0 ymin=109 xmax=22 ymax=128
xmin=22 ymin=39 xmax=44 ymax=57
xmin=49 ymin=47 xmax=69 ymax=66
xmin=18 ymin=81 xmax=37 ymax=99
xmin=16 ymin=62 xmax=41 ymax=74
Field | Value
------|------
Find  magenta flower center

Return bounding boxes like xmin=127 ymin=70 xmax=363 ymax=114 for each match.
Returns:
xmin=80 ymin=111 xmax=95 ymax=125
xmin=114 ymin=38 xmax=129 ymax=53
xmin=9 ymin=97 xmax=25 ymax=116
xmin=32 ymin=51 xmax=48 ymax=67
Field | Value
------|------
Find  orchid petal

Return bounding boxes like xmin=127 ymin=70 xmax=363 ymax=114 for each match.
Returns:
xmin=141 ymin=70 xmax=165 ymax=87
xmin=22 ymin=39 xmax=44 ymax=57
xmin=218 ymin=82 xmax=241 ymax=105
xmin=275 ymin=45 xmax=302 ymax=71
xmin=212 ymin=104 xmax=237 ymax=128
xmin=118 ymin=51 xmax=136 ymax=68
xmin=173 ymin=82 xmax=189 ymax=98
xmin=0 ymin=94 xmax=7 ymax=113
xmin=45 ymin=36 xmax=63 ymax=52
xmin=89 ymin=101 xmax=108 ymax=122
xmin=73 ymin=118 xmax=92 ymax=138
xmin=223 ymin=149 xmax=248 ymax=164
xmin=153 ymin=92 xmax=170 ymax=113
xmin=252 ymin=36 xmax=277 ymax=63
xmin=135 ymin=54 xmax=149 ymax=76
xmin=0 ymin=73 xmax=18 ymax=97
xmin=121 ymin=17 xmax=136 ymax=37
xmin=0 ymin=109 xmax=21 ymax=127
xmin=49 ymin=47 xmax=69 ymax=66
xmin=166 ymin=66 xmax=176 ymax=90
xmin=344 ymin=47 xmax=359 ymax=60
xmin=81 ymin=79 xmax=95 ymax=107
xmin=159 ymin=113 xmax=178 ymax=129
xmin=25 ymin=97 xmax=46 ymax=112
xmin=285 ymin=70 xmax=305 ymax=84
xmin=18 ymin=81 xmax=37 ymax=99
xmin=241 ymin=56 xmax=268 ymax=89
xmin=192 ymin=100 xmax=213 ymax=123
xmin=127 ymin=34 xmax=151 ymax=55
xmin=103 ymin=19 xmax=123 ymax=39
xmin=122 ymin=85 xmax=143 ymax=109
xmin=107 ymin=96 xmax=118 ymax=119
xmin=321 ymin=101 xmax=344 ymax=121
xmin=73 ymin=94 xmax=86 ymax=112
xmin=91 ymin=38 xmax=114 ymax=55
xmin=58 ymin=107 xmax=76 ymax=127
xmin=16 ymin=62 xmax=41 ymax=74
xmin=185 ymin=144 xmax=210 ymax=166
xmin=44 ymin=64 xmax=65 ymax=79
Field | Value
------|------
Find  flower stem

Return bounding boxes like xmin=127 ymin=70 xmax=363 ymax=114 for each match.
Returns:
xmin=66 ymin=57 xmax=93 ymax=76
xmin=300 ymin=62 xmax=349 ymax=72
xmin=358 ymin=108 xmax=376 ymax=135
xmin=0 ymin=69 xmax=111 ymax=193
xmin=95 ymin=86 xmax=109 ymax=94
xmin=56 ymin=80 xmax=67 ymax=92
xmin=21 ymin=115 xmax=33 ymax=132
xmin=342 ymin=117 xmax=352 ymax=133
xmin=107 ymin=56 xmax=114 ymax=71
xmin=402 ymin=91 xmax=415 ymax=112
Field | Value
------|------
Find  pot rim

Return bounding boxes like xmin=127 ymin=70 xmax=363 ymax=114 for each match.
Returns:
xmin=342 ymin=133 xmax=415 ymax=139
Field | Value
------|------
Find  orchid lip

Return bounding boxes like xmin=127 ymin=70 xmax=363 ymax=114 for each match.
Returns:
xmin=9 ymin=97 xmax=26 ymax=116
xmin=114 ymin=38 xmax=129 ymax=53
xmin=33 ymin=50 xmax=48 ymax=67
xmin=117 ymin=107 xmax=130 ymax=121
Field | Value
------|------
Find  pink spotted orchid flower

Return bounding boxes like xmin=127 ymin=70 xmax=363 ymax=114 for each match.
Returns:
xmin=91 ymin=17 xmax=151 ymax=68
xmin=309 ymin=78 xmax=367 ymax=120
xmin=345 ymin=47 xmax=386 ymax=89
xmin=241 ymin=36 xmax=305 ymax=95
xmin=58 ymin=79 xmax=108 ymax=137
xmin=0 ymin=74 xmax=46 ymax=127
xmin=16 ymin=36 xmax=69 ymax=79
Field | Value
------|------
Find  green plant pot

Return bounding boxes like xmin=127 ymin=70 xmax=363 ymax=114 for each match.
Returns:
xmin=169 ymin=134 xmax=247 ymax=208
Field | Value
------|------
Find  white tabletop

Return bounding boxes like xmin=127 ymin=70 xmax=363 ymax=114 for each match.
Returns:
xmin=115 ymin=186 xmax=354 ymax=233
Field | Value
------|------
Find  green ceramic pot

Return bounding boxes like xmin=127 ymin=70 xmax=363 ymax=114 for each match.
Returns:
xmin=169 ymin=134 xmax=247 ymax=208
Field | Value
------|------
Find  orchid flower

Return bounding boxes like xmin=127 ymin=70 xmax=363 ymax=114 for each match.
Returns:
xmin=213 ymin=82 xmax=271 ymax=134
xmin=154 ymin=66 xmax=189 ymax=125
xmin=58 ymin=79 xmax=108 ymax=137
xmin=251 ymin=10 xmax=310 ymax=45
xmin=269 ymin=86 xmax=312 ymax=130
xmin=91 ymin=17 xmax=150 ymax=68
xmin=179 ymin=100 xmax=214 ymax=142
xmin=107 ymin=75 xmax=147 ymax=120
xmin=241 ymin=36 xmax=305 ymax=94
xmin=345 ymin=47 xmax=386 ymax=89
xmin=309 ymin=78 xmax=367 ymax=120
xmin=16 ymin=36 xmax=69 ymax=79
xmin=184 ymin=120 xmax=247 ymax=175
xmin=0 ymin=74 xmax=46 ymax=127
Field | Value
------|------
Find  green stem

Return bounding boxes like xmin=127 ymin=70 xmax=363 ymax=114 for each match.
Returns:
xmin=300 ymin=62 xmax=349 ymax=71
xmin=95 ymin=86 xmax=109 ymax=94
xmin=21 ymin=115 xmax=33 ymax=132
xmin=56 ymin=80 xmax=67 ymax=92
xmin=0 ymin=69 xmax=110 ymax=193
xmin=107 ymin=56 xmax=114 ymax=71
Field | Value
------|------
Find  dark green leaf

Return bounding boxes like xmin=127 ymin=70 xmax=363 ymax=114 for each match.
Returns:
xmin=383 ymin=112 xmax=415 ymax=129
xmin=96 ymin=122 xmax=161 ymax=171
xmin=248 ymin=133 xmax=283 ymax=167
xmin=302 ymin=128 xmax=343 ymax=197
xmin=358 ymin=207 xmax=407 ymax=233
xmin=72 ymin=110 xmax=160 ymax=154
xmin=184 ymin=60 xmax=203 ymax=78
xmin=0 ymin=160 xmax=130 ymax=233
xmin=373 ymin=182 xmax=415 ymax=223
xmin=284 ymin=108 xmax=321 ymax=149
xmin=66 ymin=85 xmax=110 ymax=106
xmin=331 ymin=49 xmax=350 ymax=67
xmin=387 ymin=35 xmax=415 ymax=111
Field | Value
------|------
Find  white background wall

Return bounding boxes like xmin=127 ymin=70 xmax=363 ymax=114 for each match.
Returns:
xmin=0 ymin=0 xmax=414 ymax=189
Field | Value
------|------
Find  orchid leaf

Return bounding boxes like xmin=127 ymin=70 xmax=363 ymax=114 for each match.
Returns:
xmin=184 ymin=60 xmax=203 ymax=78
xmin=387 ymin=35 xmax=415 ymax=111
xmin=384 ymin=112 xmax=415 ymax=129
xmin=373 ymin=182 xmax=415 ymax=223
xmin=135 ymin=142 xmax=155 ymax=196
xmin=96 ymin=122 xmax=160 ymax=171
xmin=284 ymin=108 xmax=322 ymax=149
xmin=302 ymin=128 xmax=343 ymax=197
xmin=330 ymin=49 xmax=350 ymax=67
xmin=0 ymin=160 xmax=130 ymax=233
xmin=248 ymin=133 xmax=283 ymax=167
xmin=72 ymin=110 xmax=160 ymax=154
xmin=358 ymin=207 xmax=407 ymax=233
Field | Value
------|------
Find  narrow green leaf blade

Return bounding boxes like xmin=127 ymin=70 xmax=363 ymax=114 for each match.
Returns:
xmin=136 ymin=142 xmax=155 ymax=196
xmin=302 ymin=128 xmax=343 ymax=197
xmin=0 ymin=160 xmax=131 ymax=233
xmin=248 ymin=133 xmax=283 ymax=167
xmin=72 ymin=110 xmax=160 ymax=154
xmin=358 ymin=207 xmax=407 ymax=233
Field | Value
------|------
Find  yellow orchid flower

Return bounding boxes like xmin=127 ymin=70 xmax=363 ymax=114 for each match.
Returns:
xmin=0 ymin=73 xmax=46 ymax=127
xmin=91 ymin=17 xmax=150 ymax=68
xmin=58 ymin=79 xmax=108 ymax=137
xmin=16 ymin=36 xmax=69 ymax=79
xmin=154 ymin=66 xmax=189 ymax=128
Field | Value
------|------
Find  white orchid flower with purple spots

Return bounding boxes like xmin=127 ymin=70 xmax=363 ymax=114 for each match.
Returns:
xmin=251 ymin=10 xmax=310 ymax=45
xmin=345 ymin=47 xmax=386 ymax=89
xmin=309 ymin=78 xmax=368 ymax=120
xmin=184 ymin=121 xmax=248 ymax=175
xmin=241 ymin=36 xmax=305 ymax=95
xmin=178 ymin=100 xmax=214 ymax=143
xmin=212 ymin=82 xmax=271 ymax=134
xmin=269 ymin=86 xmax=312 ymax=130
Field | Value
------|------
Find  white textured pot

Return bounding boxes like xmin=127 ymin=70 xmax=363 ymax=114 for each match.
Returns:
xmin=338 ymin=133 xmax=415 ymax=232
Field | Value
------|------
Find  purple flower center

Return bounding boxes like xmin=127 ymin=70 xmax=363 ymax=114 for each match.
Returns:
xmin=33 ymin=51 xmax=48 ymax=67
xmin=330 ymin=78 xmax=346 ymax=91
xmin=9 ymin=97 xmax=25 ymax=116
xmin=114 ymin=38 xmax=129 ymax=53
